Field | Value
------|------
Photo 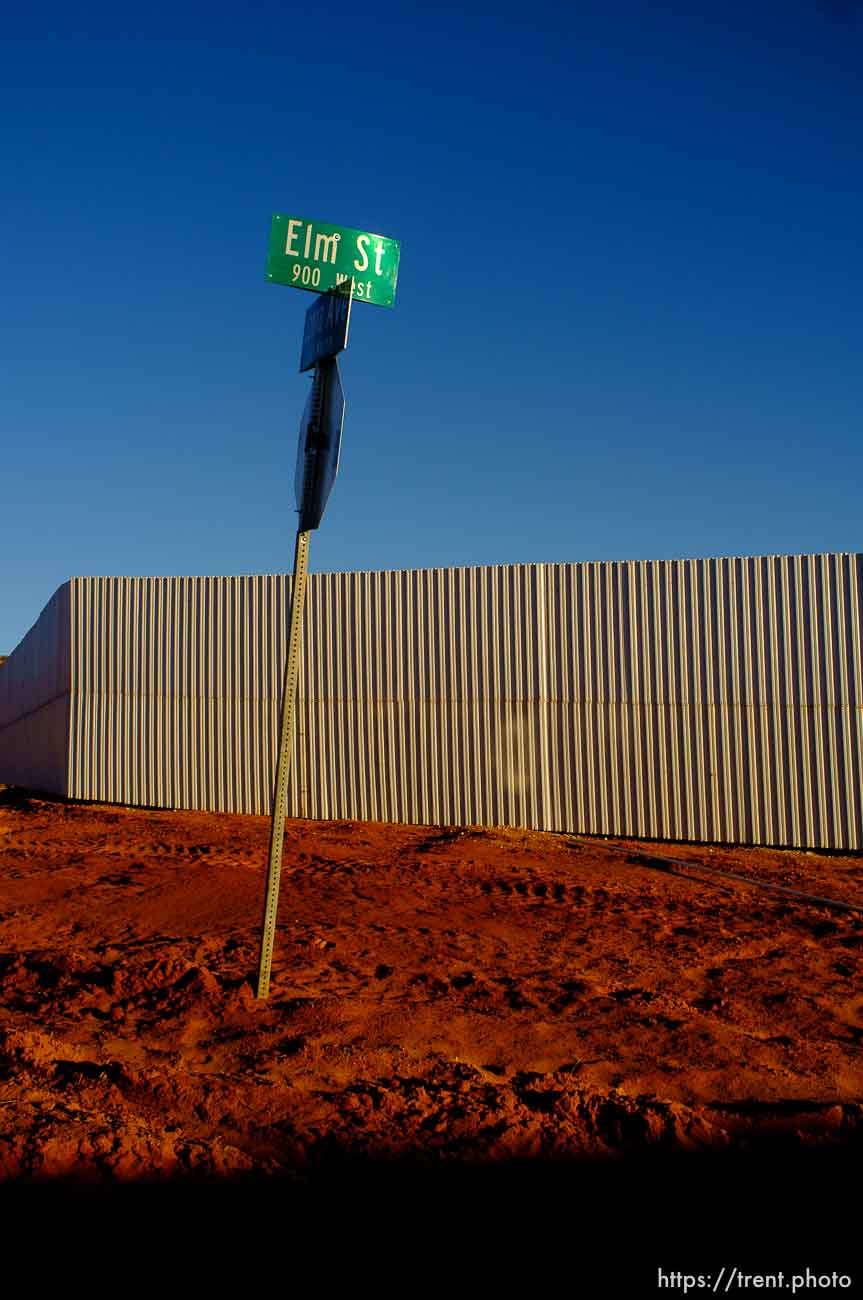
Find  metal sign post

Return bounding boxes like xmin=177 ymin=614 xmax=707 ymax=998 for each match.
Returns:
xmin=256 ymin=524 xmax=312 ymax=1000
xmin=256 ymin=217 xmax=398 ymax=999
xmin=255 ymin=357 xmax=346 ymax=999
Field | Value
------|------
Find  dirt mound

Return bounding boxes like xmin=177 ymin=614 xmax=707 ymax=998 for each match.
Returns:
xmin=1 ymin=791 xmax=861 ymax=1214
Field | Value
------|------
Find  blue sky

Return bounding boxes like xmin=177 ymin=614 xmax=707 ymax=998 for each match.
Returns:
xmin=2 ymin=0 xmax=861 ymax=651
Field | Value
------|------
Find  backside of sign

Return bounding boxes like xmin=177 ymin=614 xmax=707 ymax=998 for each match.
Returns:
xmin=300 ymin=279 xmax=353 ymax=373
xmin=295 ymin=358 xmax=345 ymax=531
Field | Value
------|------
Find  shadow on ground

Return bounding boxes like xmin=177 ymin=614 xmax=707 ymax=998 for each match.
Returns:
xmin=2 ymin=1144 xmax=858 ymax=1284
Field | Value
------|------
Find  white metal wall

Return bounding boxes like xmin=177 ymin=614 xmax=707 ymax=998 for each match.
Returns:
xmin=543 ymin=555 xmax=863 ymax=847
xmin=65 ymin=566 xmax=548 ymax=830
xmin=58 ymin=554 xmax=862 ymax=849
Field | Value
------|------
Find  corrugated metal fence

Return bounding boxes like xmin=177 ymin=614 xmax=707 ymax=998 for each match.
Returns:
xmin=54 ymin=553 xmax=862 ymax=849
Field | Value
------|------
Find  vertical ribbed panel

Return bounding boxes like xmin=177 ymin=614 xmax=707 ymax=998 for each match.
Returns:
xmin=293 ymin=564 xmax=546 ymax=828
xmin=63 ymin=553 xmax=862 ymax=849
xmin=70 ymin=574 xmax=293 ymax=814
xmin=542 ymin=553 xmax=863 ymax=847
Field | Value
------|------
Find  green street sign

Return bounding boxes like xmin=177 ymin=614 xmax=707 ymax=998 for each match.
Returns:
xmin=266 ymin=213 xmax=400 ymax=308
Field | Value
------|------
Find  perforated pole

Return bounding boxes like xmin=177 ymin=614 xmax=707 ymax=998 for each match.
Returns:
xmin=256 ymin=525 xmax=312 ymax=999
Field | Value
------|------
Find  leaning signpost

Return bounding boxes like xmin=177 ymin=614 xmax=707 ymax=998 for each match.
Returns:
xmin=256 ymin=214 xmax=401 ymax=1000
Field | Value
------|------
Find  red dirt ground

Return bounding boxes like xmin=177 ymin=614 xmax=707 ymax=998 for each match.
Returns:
xmin=2 ymin=785 xmax=861 ymax=1279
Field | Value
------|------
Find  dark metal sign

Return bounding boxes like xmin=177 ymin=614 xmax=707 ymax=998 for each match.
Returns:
xmin=294 ymin=357 xmax=345 ymax=531
xmin=299 ymin=279 xmax=353 ymax=373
